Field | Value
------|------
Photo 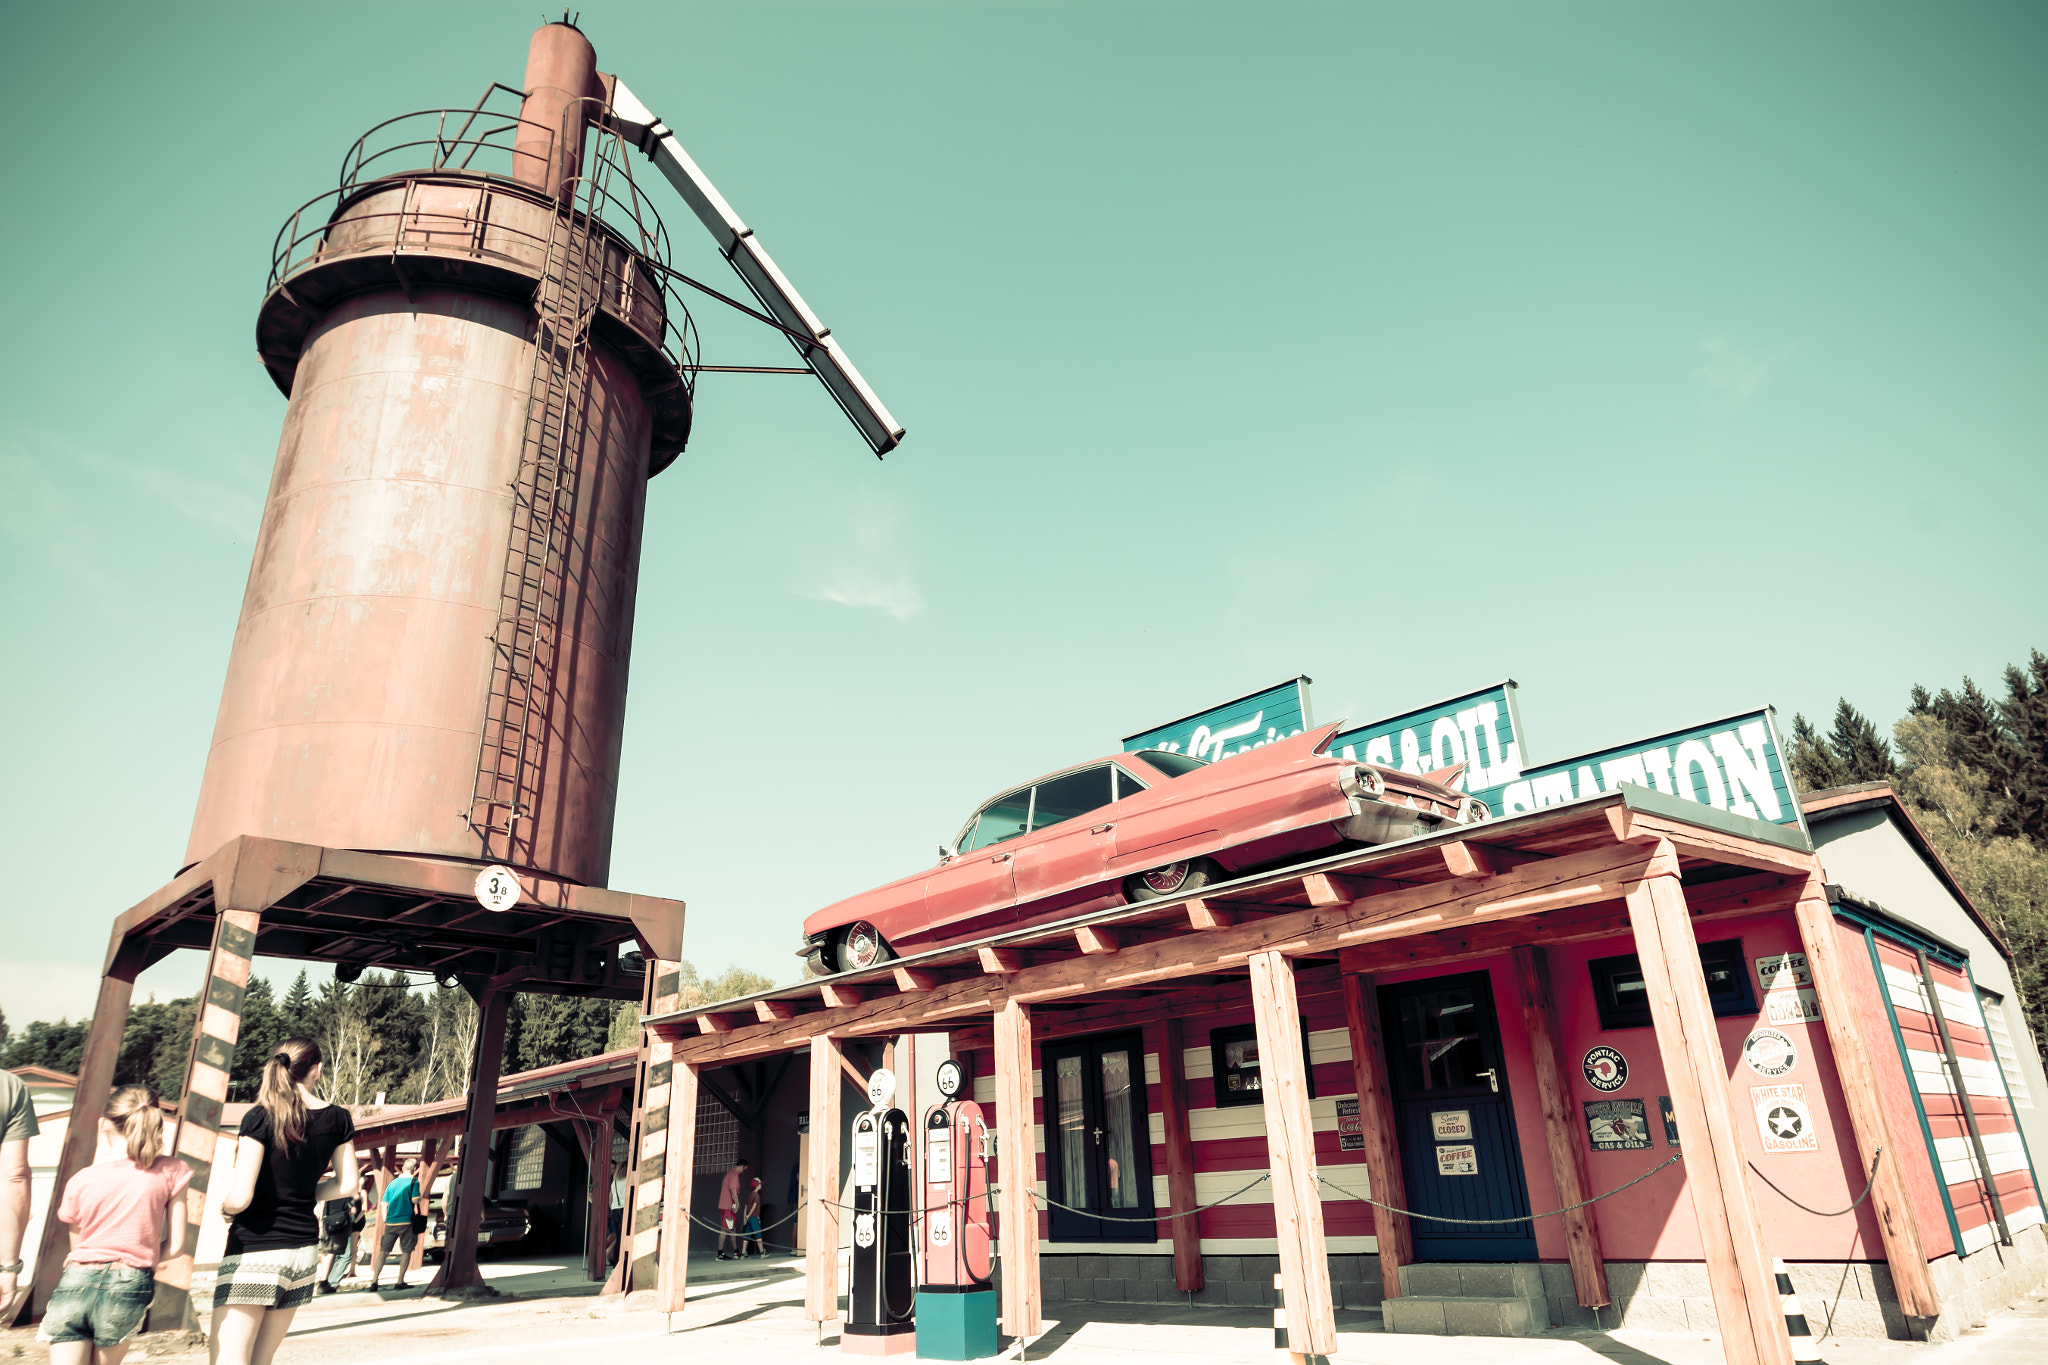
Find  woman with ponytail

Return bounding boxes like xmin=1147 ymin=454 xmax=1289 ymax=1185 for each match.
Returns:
xmin=37 ymin=1086 xmax=190 ymax=1365
xmin=212 ymin=1038 xmax=357 ymax=1365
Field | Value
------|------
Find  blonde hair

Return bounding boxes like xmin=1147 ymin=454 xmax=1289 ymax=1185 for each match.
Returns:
xmin=257 ymin=1037 xmax=323 ymax=1150
xmin=105 ymin=1085 xmax=164 ymax=1166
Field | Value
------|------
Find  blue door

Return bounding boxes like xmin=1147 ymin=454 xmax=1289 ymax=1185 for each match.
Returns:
xmin=1379 ymin=971 xmax=1536 ymax=1260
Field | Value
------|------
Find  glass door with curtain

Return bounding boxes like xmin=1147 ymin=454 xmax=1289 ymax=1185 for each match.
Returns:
xmin=1042 ymin=1030 xmax=1156 ymax=1241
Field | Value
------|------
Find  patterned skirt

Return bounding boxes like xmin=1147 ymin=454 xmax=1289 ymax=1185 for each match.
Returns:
xmin=213 ymin=1244 xmax=322 ymax=1312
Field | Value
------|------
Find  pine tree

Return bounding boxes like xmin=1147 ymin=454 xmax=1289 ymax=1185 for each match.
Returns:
xmin=281 ymin=970 xmax=313 ymax=1036
xmin=230 ymin=977 xmax=286 ymax=1102
xmin=1787 ymin=713 xmax=1849 ymax=793
xmin=1999 ymin=651 xmax=2048 ymax=846
xmin=1830 ymin=699 xmax=1897 ymax=783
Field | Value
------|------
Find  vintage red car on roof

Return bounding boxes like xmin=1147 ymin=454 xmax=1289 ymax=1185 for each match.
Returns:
xmin=800 ymin=722 xmax=1485 ymax=974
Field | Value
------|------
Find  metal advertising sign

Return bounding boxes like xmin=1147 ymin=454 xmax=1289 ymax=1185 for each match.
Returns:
xmin=1583 ymin=1045 xmax=1629 ymax=1092
xmin=1743 ymin=1028 xmax=1799 ymax=1077
xmin=1336 ymin=1098 xmax=1364 ymax=1152
xmin=1763 ymin=990 xmax=1822 ymax=1026
xmin=1658 ymin=1096 xmax=1680 ymax=1148
xmin=1585 ymin=1099 xmax=1652 ymax=1151
xmin=1752 ymin=1084 xmax=1817 ymax=1152
xmin=1435 ymin=1144 xmax=1480 ymax=1176
xmin=1492 ymin=708 xmax=1804 ymax=833
xmin=1755 ymin=952 xmax=1812 ymax=992
xmin=1124 ymin=677 xmax=1314 ymax=763
xmin=1327 ymin=682 xmax=1528 ymax=809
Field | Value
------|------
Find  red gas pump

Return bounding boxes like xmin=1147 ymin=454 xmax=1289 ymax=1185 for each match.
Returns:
xmin=914 ymin=1058 xmax=996 ymax=1360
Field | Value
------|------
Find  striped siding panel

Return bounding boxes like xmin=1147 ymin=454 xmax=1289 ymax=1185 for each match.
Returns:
xmin=966 ymin=1004 xmax=1373 ymax=1256
xmin=1873 ymin=940 xmax=2043 ymax=1255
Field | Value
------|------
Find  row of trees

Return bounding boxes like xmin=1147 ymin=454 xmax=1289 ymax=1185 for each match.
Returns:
xmin=0 ymin=959 xmax=776 ymax=1106
xmin=1787 ymin=648 xmax=2048 ymax=1050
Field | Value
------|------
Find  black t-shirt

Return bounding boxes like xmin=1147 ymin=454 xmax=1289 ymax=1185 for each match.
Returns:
xmin=226 ymin=1103 xmax=356 ymax=1255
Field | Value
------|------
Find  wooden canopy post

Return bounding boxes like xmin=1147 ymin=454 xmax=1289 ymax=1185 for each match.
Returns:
xmin=656 ymin=1061 xmax=700 ymax=1312
xmin=1788 ymin=887 xmax=1938 ymax=1315
xmin=1157 ymin=1016 xmax=1204 ymax=1293
xmin=1624 ymin=866 xmax=1791 ymax=1365
xmin=805 ymin=1034 xmax=845 ymax=1325
xmin=149 ymin=906 xmax=262 ymax=1332
xmin=1340 ymin=970 xmax=1408 ymax=1299
xmin=24 ymin=972 xmax=134 ymax=1320
xmin=993 ymin=997 xmax=1041 ymax=1341
xmin=431 ymin=984 xmax=511 ymax=1294
xmin=1511 ymin=945 xmax=1610 ymax=1308
xmin=1250 ymin=951 xmax=1335 ymax=1360
xmin=407 ymin=1138 xmax=442 ymax=1278
xmin=577 ymin=1119 xmax=611 ymax=1281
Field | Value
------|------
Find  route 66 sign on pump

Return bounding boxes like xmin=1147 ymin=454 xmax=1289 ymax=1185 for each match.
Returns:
xmin=474 ymin=865 xmax=520 ymax=912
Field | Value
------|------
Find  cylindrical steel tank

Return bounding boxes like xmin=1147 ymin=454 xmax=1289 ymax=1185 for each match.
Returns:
xmin=188 ymin=23 xmax=690 ymax=886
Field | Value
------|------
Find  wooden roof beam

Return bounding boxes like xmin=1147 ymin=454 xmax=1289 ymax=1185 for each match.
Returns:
xmin=978 ymin=947 xmax=1022 ymax=974
xmin=1440 ymin=841 xmax=1545 ymax=879
xmin=893 ymin=965 xmax=938 ymax=993
xmin=1302 ymin=871 xmax=1408 ymax=907
xmin=819 ymin=982 xmax=866 ymax=1009
xmin=1075 ymin=926 xmax=1119 ymax=955
xmin=1185 ymin=899 xmax=1234 ymax=930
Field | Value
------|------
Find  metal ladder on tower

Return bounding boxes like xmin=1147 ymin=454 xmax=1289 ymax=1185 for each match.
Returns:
xmin=468 ymin=199 xmax=609 ymax=867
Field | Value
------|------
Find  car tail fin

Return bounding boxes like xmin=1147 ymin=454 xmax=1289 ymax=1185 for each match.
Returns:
xmin=1418 ymin=760 xmax=1469 ymax=790
xmin=1306 ymin=721 xmax=1345 ymax=755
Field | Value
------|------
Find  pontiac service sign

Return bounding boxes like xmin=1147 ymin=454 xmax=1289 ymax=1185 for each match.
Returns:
xmin=1493 ymin=708 xmax=1802 ymax=832
xmin=1124 ymin=677 xmax=1314 ymax=762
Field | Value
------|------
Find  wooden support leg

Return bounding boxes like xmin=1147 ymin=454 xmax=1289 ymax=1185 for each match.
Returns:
xmin=805 ymin=1034 xmax=844 ymax=1324
xmin=1250 ymin=951 xmax=1335 ymax=1359
xmin=150 ymin=908 xmax=262 ymax=1332
xmin=1789 ymin=889 xmax=1937 ymax=1314
xmin=431 ymin=986 xmax=510 ymax=1294
xmin=1511 ymin=946 xmax=1610 ymax=1308
xmin=1157 ymin=1016 xmax=1203 ymax=1293
xmin=656 ymin=1060 xmax=699 ymax=1312
xmin=24 ymin=972 xmax=134 ymax=1321
xmin=618 ymin=960 xmax=684 ymax=1295
xmin=1625 ymin=869 xmax=1791 ymax=1365
xmin=993 ymin=998 xmax=1041 ymax=1341
xmin=1340 ymin=971 xmax=1408 ymax=1300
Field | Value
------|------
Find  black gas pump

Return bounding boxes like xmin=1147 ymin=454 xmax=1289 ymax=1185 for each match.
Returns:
xmin=846 ymin=1069 xmax=915 ymax=1356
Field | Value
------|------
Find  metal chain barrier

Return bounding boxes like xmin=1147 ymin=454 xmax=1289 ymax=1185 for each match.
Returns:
xmin=1750 ymin=1146 xmax=1883 ymax=1218
xmin=1316 ymin=1153 xmax=1683 ymax=1225
xmin=991 ymin=1172 xmax=1273 ymax=1223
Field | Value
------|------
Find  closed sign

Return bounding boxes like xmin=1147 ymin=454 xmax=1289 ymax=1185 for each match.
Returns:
xmin=1431 ymin=1110 xmax=1472 ymax=1141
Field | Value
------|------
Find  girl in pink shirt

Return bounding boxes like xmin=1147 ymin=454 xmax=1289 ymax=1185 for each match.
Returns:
xmin=37 ymin=1085 xmax=191 ymax=1365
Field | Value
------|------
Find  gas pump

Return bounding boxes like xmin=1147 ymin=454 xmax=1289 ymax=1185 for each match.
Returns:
xmin=914 ymin=1058 xmax=997 ymax=1362
xmin=846 ymin=1069 xmax=915 ymax=1356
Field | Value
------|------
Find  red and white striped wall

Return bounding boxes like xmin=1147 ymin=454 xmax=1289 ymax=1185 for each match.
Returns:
xmin=1871 ymin=939 xmax=2044 ymax=1255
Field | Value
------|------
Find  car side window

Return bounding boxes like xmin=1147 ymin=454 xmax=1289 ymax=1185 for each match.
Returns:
xmin=1112 ymin=766 xmax=1148 ymax=800
xmin=963 ymin=788 xmax=1033 ymax=852
xmin=1029 ymin=765 xmax=1115 ymax=832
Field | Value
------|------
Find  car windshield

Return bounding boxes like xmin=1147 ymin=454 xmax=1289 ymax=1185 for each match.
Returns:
xmin=1134 ymin=750 xmax=1209 ymax=779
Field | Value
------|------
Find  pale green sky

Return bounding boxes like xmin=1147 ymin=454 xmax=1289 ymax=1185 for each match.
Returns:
xmin=2 ymin=2 xmax=2043 ymax=1021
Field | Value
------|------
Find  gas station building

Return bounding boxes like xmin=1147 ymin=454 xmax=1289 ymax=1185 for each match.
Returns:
xmin=614 ymin=684 xmax=2048 ymax=1365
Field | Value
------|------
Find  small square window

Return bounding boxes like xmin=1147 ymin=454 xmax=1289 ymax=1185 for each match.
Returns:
xmin=1210 ymin=1018 xmax=1316 ymax=1108
xmin=1588 ymin=939 xmax=1756 ymax=1030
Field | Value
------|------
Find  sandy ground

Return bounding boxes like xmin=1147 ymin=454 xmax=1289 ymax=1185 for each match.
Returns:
xmin=4 ymin=1258 xmax=2045 ymax=1365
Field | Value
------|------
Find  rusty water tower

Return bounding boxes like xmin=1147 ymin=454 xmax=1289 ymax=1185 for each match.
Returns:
xmin=188 ymin=20 xmax=902 ymax=886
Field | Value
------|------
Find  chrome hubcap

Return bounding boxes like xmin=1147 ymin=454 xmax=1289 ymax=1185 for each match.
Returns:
xmin=1141 ymin=861 xmax=1190 ymax=894
xmin=844 ymin=922 xmax=882 ymax=969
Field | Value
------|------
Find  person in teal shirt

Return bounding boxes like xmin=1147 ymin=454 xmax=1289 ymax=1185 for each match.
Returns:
xmin=368 ymin=1159 xmax=420 ymax=1292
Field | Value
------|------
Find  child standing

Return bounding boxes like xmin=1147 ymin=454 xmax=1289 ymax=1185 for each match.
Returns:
xmin=740 ymin=1177 xmax=765 ymax=1258
xmin=37 ymin=1086 xmax=191 ymax=1365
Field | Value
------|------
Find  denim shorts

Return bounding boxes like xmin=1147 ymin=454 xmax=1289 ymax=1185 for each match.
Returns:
xmin=37 ymin=1262 xmax=157 ymax=1346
